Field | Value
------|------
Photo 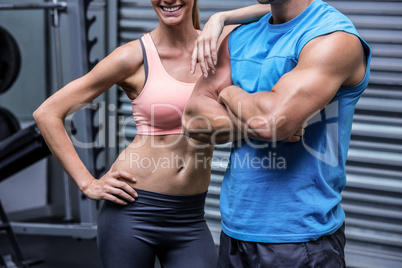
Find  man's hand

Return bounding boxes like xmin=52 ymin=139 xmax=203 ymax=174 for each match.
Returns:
xmin=282 ymin=127 xmax=305 ymax=143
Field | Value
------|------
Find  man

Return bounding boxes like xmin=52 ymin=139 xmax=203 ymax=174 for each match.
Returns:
xmin=183 ymin=0 xmax=371 ymax=267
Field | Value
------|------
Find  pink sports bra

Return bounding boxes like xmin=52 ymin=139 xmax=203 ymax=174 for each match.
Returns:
xmin=131 ymin=33 xmax=196 ymax=135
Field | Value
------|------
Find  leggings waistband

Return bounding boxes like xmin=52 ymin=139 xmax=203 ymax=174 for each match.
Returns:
xmin=133 ymin=188 xmax=207 ymax=209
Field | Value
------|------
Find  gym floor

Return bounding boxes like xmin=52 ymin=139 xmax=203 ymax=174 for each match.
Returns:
xmin=0 ymin=234 xmax=103 ymax=268
xmin=0 ymin=233 xmax=163 ymax=268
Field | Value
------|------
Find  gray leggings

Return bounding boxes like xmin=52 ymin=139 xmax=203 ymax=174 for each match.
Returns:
xmin=97 ymin=188 xmax=217 ymax=268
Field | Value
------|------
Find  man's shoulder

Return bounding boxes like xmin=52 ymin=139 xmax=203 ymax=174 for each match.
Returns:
xmin=231 ymin=13 xmax=270 ymax=38
xmin=228 ymin=14 xmax=270 ymax=54
xmin=306 ymin=1 xmax=355 ymax=30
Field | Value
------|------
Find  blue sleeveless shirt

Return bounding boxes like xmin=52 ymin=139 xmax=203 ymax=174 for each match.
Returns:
xmin=222 ymin=0 xmax=371 ymax=243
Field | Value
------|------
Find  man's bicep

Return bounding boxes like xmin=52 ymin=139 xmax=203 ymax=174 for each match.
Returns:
xmin=271 ymin=67 xmax=339 ymax=130
xmin=265 ymin=59 xmax=342 ymax=136
xmin=297 ymin=31 xmax=366 ymax=90
xmin=273 ymin=32 xmax=364 ymax=122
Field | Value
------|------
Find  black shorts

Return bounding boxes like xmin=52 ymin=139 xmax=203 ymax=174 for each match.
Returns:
xmin=217 ymin=223 xmax=346 ymax=268
xmin=97 ymin=188 xmax=217 ymax=268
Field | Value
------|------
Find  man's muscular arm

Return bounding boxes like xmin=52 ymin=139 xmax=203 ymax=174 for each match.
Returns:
xmin=183 ymin=35 xmax=236 ymax=144
xmin=219 ymin=32 xmax=367 ymax=142
xmin=183 ymin=34 xmax=307 ymax=144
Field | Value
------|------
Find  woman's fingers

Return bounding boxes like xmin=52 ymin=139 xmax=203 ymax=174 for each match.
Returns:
xmin=203 ymin=40 xmax=216 ymax=75
xmin=106 ymin=171 xmax=138 ymax=203
xmin=110 ymin=179 xmax=138 ymax=199
xmin=108 ymin=185 xmax=136 ymax=203
xmin=210 ymin=38 xmax=218 ymax=69
xmin=191 ymin=27 xmax=220 ymax=77
xmin=113 ymin=170 xmax=136 ymax=183
xmin=190 ymin=44 xmax=199 ymax=75
xmin=103 ymin=193 xmax=129 ymax=206
xmin=197 ymin=41 xmax=209 ymax=78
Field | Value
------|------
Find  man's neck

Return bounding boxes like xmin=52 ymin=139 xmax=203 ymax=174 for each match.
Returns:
xmin=270 ymin=0 xmax=315 ymax=24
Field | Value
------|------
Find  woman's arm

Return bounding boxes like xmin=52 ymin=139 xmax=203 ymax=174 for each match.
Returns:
xmin=190 ymin=4 xmax=271 ymax=77
xmin=33 ymin=41 xmax=143 ymax=205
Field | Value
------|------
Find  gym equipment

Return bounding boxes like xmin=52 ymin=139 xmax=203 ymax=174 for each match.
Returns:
xmin=0 ymin=107 xmax=20 ymax=142
xmin=0 ymin=123 xmax=51 ymax=182
xmin=0 ymin=27 xmax=21 ymax=94
xmin=0 ymin=200 xmax=43 ymax=267
xmin=0 ymin=2 xmax=66 ymax=10
xmin=0 ymin=0 xmax=106 ymax=238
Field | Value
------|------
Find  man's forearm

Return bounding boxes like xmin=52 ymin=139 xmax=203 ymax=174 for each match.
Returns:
xmin=219 ymin=85 xmax=291 ymax=142
xmin=183 ymin=94 xmax=242 ymax=144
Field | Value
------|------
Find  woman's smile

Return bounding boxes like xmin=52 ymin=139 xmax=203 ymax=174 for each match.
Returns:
xmin=161 ymin=5 xmax=183 ymax=14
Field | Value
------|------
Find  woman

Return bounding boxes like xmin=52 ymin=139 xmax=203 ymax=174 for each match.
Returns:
xmin=34 ymin=1 xmax=272 ymax=267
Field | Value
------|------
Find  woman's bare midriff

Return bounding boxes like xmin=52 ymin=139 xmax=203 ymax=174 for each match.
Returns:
xmin=111 ymin=134 xmax=214 ymax=195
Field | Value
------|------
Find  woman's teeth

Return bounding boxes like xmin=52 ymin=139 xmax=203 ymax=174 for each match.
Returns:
xmin=162 ymin=6 xmax=181 ymax=12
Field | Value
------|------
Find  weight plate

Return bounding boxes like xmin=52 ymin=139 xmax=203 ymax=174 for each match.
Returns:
xmin=0 ymin=26 xmax=21 ymax=94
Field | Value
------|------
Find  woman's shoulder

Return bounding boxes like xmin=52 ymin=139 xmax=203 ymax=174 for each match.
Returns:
xmin=109 ymin=39 xmax=144 ymax=72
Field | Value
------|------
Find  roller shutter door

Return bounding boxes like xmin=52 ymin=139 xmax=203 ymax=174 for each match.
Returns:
xmin=117 ymin=1 xmax=402 ymax=267
xmin=326 ymin=1 xmax=402 ymax=267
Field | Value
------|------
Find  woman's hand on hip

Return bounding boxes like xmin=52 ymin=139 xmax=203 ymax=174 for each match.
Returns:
xmin=82 ymin=170 xmax=138 ymax=205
